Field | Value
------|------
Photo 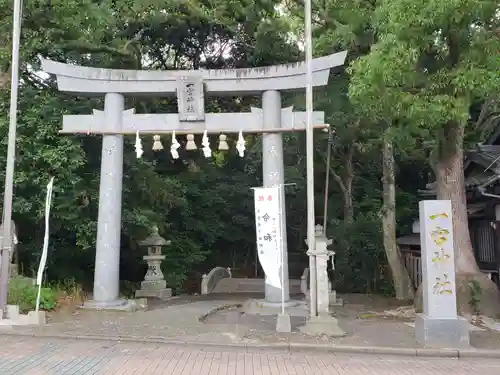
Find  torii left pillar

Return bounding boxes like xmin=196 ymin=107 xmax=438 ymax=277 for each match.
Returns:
xmin=84 ymin=93 xmax=127 ymax=309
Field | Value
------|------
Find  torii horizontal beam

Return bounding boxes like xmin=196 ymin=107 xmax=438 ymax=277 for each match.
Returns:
xmin=40 ymin=51 xmax=347 ymax=95
xmin=61 ymin=107 xmax=327 ymax=135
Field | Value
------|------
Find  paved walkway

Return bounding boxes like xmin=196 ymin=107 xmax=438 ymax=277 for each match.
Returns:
xmin=2 ymin=297 xmax=500 ymax=352
xmin=0 ymin=336 xmax=499 ymax=375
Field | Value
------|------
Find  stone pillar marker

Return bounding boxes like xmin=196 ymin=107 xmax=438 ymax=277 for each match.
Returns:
xmin=0 ymin=220 xmax=18 ymax=277
xmin=84 ymin=93 xmax=126 ymax=309
xmin=135 ymin=226 xmax=172 ymax=300
xmin=415 ymin=200 xmax=469 ymax=347
xmin=299 ymin=224 xmax=345 ymax=336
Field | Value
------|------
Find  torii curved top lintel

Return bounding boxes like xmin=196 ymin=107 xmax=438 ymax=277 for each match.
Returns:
xmin=40 ymin=51 xmax=347 ymax=96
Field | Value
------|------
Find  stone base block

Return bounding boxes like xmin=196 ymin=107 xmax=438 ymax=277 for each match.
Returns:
xmin=24 ymin=311 xmax=47 ymax=325
xmin=254 ymin=299 xmax=301 ymax=309
xmin=6 ymin=305 xmax=19 ymax=319
xmin=415 ymin=313 xmax=470 ymax=348
xmin=135 ymin=288 xmax=172 ymax=300
xmin=329 ymin=291 xmax=343 ymax=306
xmin=244 ymin=299 xmax=308 ymax=317
xmin=82 ymin=298 xmax=134 ymax=311
xmin=330 ymin=297 xmax=344 ymax=306
xmin=0 ymin=307 xmax=46 ymax=326
xmin=276 ymin=313 xmax=292 ymax=333
xmin=298 ymin=314 xmax=346 ymax=337
xmin=140 ymin=279 xmax=167 ymax=290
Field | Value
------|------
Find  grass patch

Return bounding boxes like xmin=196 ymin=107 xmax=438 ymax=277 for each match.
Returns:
xmin=7 ymin=277 xmax=84 ymax=313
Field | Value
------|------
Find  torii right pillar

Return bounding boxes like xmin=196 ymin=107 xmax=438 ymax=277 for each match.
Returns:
xmin=262 ymin=89 xmax=290 ymax=303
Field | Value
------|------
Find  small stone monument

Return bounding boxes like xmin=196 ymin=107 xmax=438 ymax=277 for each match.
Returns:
xmin=0 ymin=220 xmax=18 ymax=277
xmin=299 ymin=224 xmax=345 ymax=336
xmin=135 ymin=226 xmax=172 ymax=300
xmin=415 ymin=200 xmax=469 ymax=347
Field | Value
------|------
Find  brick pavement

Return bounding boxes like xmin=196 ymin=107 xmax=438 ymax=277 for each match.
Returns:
xmin=0 ymin=336 xmax=499 ymax=375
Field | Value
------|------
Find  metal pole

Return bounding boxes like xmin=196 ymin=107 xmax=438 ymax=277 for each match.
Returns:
xmin=305 ymin=0 xmax=317 ymax=318
xmin=0 ymin=0 xmax=23 ymax=316
xmin=323 ymin=137 xmax=332 ymax=234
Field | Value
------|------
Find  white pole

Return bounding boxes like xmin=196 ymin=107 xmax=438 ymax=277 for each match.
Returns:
xmin=0 ymin=0 xmax=23 ymax=316
xmin=35 ymin=282 xmax=42 ymax=313
xmin=304 ymin=0 xmax=317 ymax=317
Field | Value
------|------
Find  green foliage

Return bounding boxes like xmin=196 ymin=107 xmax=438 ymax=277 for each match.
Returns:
xmin=332 ymin=213 xmax=395 ymax=296
xmin=348 ymin=0 xmax=500 ymax=137
xmin=7 ymin=277 xmax=57 ymax=312
xmin=0 ymin=0 xmax=463 ymax=299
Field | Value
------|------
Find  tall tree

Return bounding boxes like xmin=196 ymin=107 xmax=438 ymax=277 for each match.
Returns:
xmin=381 ymin=131 xmax=414 ymax=300
xmin=349 ymin=0 xmax=500 ymax=314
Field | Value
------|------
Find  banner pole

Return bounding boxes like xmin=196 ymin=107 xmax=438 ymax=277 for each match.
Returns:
xmin=279 ymin=184 xmax=285 ymax=315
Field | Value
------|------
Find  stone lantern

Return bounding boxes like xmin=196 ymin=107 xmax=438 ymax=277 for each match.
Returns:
xmin=135 ymin=226 xmax=172 ymax=300
xmin=309 ymin=224 xmax=335 ymax=314
xmin=300 ymin=224 xmax=345 ymax=337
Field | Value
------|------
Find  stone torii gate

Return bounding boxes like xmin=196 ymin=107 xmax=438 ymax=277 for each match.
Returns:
xmin=41 ymin=52 xmax=347 ymax=310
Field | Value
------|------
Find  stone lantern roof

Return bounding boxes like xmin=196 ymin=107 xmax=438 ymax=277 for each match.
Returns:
xmin=139 ymin=226 xmax=171 ymax=247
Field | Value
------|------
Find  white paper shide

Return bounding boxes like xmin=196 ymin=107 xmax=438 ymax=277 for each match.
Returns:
xmin=35 ymin=177 xmax=55 ymax=312
xmin=254 ymin=187 xmax=282 ymax=289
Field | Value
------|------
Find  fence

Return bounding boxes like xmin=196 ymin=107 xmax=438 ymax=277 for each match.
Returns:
xmin=402 ymin=252 xmax=422 ymax=291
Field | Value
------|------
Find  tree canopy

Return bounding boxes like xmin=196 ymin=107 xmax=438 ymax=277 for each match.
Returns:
xmin=0 ymin=0 xmax=498 ymax=309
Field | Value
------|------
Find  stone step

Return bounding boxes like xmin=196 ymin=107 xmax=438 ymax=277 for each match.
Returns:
xmin=211 ymin=278 xmax=301 ymax=294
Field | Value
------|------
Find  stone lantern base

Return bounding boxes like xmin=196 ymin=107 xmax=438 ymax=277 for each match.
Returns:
xmin=135 ymin=279 xmax=172 ymax=300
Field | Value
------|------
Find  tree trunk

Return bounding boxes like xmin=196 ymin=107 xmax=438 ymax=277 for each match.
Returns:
xmin=0 ymin=72 xmax=8 ymax=89
xmin=381 ymin=138 xmax=414 ymax=300
xmin=343 ymin=148 xmax=354 ymax=223
xmin=432 ymin=121 xmax=500 ymax=316
xmin=331 ymin=146 xmax=355 ymax=223
xmin=435 ymin=123 xmax=477 ymax=274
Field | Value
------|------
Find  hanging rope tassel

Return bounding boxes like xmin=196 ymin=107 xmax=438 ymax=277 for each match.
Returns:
xmin=236 ymin=130 xmax=245 ymax=157
xmin=135 ymin=130 xmax=144 ymax=159
xmin=171 ymin=130 xmax=180 ymax=159
xmin=185 ymin=134 xmax=197 ymax=150
xmin=218 ymin=134 xmax=229 ymax=150
xmin=152 ymin=134 xmax=164 ymax=151
xmin=201 ymin=130 xmax=212 ymax=158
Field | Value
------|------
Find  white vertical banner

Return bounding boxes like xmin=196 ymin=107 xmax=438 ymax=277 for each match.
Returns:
xmin=254 ymin=187 xmax=282 ymax=289
xmin=35 ymin=177 xmax=55 ymax=312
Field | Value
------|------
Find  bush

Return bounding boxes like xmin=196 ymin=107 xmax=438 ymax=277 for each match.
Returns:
xmin=331 ymin=213 xmax=394 ymax=295
xmin=7 ymin=277 xmax=57 ymax=313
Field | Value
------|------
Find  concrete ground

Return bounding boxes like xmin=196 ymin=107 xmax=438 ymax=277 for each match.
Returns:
xmin=1 ymin=294 xmax=500 ymax=354
xmin=0 ymin=336 xmax=499 ymax=375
